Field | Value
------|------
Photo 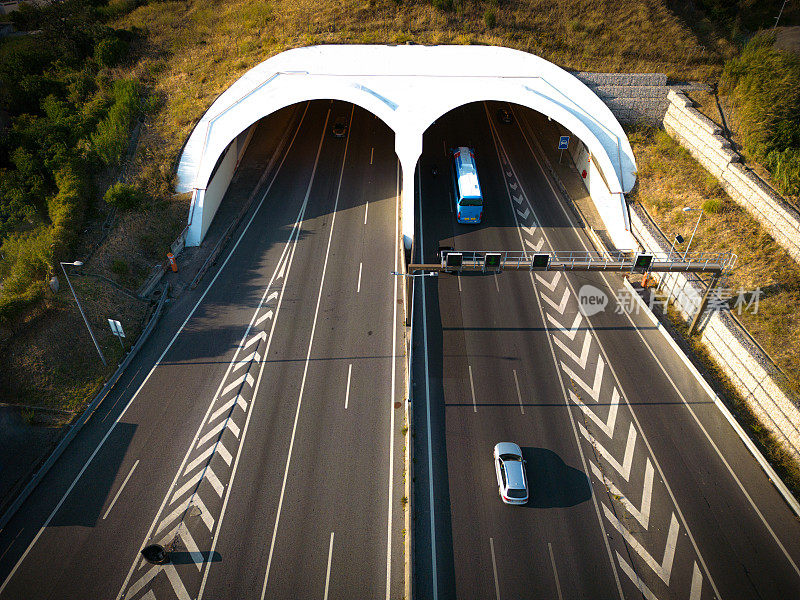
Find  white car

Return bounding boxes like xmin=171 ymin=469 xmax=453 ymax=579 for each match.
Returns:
xmin=494 ymin=442 xmax=529 ymax=505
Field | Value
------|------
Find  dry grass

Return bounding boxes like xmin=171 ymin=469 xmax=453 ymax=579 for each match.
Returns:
xmin=628 ymin=126 xmax=800 ymax=398
xmin=4 ymin=0 xmax=733 ymax=408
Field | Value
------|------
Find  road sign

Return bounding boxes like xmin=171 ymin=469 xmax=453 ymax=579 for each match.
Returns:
xmin=443 ymin=252 xmax=463 ymax=269
xmin=632 ymin=253 xmax=653 ymax=272
xmin=531 ymin=253 xmax=550 ymax=270
xmin=108 ymin=319 xmax=125 ymax=337
xmin=558 ymin=136 xmax=569 ymax=150
xmin=484 ymin=252 xmax=502 ymax=271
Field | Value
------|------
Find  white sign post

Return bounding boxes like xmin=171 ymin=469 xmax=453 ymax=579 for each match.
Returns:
xmin=108 ymin=319 xmax=125 ymax=350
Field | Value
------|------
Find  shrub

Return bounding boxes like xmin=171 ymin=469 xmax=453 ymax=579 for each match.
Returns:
xmin=431 ymin=0 xmax=453 ymax=11
xmin=722 ymin=34 xmax=800 ymax=197
xmin=484 ymin=9 xmax=497 ymax=28
xmin=95 ymin=36 xmax=129 ymax=69
xmin=111 ymin=259 xmax=129 ymax=275
xmin=91 ymin=79 xmax=141 ymax=165
xmin=104 ymin=182 xmax=144 ymax=210
xmin=702 ymin=198 xmax=723 ymax=213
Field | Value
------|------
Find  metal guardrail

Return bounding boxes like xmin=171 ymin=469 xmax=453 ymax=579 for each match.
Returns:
xmin=409 ymin=249 xmax=737 ymax=274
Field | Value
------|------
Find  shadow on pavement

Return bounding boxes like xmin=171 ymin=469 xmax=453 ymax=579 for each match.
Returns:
xmin=522 ymin=447 xmax=591 ymax=508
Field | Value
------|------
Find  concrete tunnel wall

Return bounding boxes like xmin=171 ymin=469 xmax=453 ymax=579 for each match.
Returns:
xmin=177 ymin=45 xmax=638 ymax=250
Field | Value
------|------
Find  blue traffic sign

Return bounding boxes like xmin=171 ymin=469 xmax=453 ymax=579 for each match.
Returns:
xmin=558 ymin=135 xmax=570 ymax=150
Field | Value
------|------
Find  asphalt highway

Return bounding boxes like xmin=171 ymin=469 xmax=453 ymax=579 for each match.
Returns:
xmin=0 ymin=100 xmax=404 ymax=600
xmin=411 ymin=101 xmax=800 ymax=599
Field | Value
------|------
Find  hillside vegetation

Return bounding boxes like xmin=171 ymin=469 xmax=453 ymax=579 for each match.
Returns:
xmin=0 ymin=0 xmax=795 ymax=406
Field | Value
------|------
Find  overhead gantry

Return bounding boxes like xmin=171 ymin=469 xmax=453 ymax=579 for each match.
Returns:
xmin=176 ymin=44 xmax=638 ymax=250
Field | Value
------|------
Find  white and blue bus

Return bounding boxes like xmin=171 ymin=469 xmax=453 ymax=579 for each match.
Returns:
xmin=450 ymin=146 xmax=483 ymax=224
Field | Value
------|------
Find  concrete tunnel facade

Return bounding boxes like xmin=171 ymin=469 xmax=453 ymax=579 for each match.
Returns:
xmin=175 ymin=44 xmax=638 ymax=250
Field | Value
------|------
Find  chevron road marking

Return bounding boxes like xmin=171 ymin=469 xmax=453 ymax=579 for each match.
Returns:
xmin=209 ymin=394 xmax=248 ymax=423
xmin=196 ymin=416 xmax=241 ymax=447
xmin=254 ymin=310 xmax=274 ymax=327
xmin=509 ymin=181 xmax=518 ymax=190
xmin=580 ymin=422 xmax=637 ymax=482
xmin=553 ymin=329 xmax=592 ymax=369
xmin=243 ymin=331 xmax=267 ymax=351
xmin=546 ymin=312 xmax=582 ymax=341
xmin=535 ymin=271 xmax=561 ymax=292
xmin=156 ymin=523 xmax=204 ymax=571
xmin=516 ymin=206 xmax=530 ymax=220
xmin=570 ymin=388 xmax=619 ymax=439
xmin=520 ymin=224 xmax=536 ymax=236
xmin=604 ymin=505 xmax=680 ymax=585
xmin=616 ymin=552 xmax=660 ymax=600
xmin=690 ymin=563 xmax=703 ymax=600
xmin=561 ymin=355 xmax=604 ymax=402
xmin=141 ymin=591 xmax=156 ymax=600
xmin=204 ymin=467 xmax=225 ymax=497
xmin=221 ymin=372 xmax=254 ymax=397
xmin=232 ymin=351 xmax=261 ymax=372
xmin=541 ymin=288 xmax=570 ymax=314
xmin=505 ymin=170 xmax=512 ymax=177
xmin=512 ymin=193 xmax=523 ymax=204
xmin=525 ymin=237 xmax=545 ymax=252
xmin=591 ymin=459 xmax=654 ymax=529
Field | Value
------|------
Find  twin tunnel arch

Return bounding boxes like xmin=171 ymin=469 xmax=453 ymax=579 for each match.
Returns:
xmin=176 ymin=44 xmax=637 ymax=250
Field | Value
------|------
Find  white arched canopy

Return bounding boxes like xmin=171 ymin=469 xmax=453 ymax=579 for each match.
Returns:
xmin=177 ymin=44 xmax=637 ymax=249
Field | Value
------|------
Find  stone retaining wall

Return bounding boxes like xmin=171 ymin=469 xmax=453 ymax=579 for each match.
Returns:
xmin=629 ymin=202 xmax=800 ymax=463
xmin=663 ymin=88 xmax=800 ymax=263
xmin=574 ymin=72 xmax=670 ymax=125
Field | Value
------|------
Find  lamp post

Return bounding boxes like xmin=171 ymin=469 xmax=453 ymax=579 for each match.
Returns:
xmin=682 ymin=207 xmax=703 ymax=259
xmin=60 ymin=261 xmax=107 ymax=367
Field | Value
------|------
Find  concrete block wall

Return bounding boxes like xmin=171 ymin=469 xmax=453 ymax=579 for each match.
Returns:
xmin=574 ymin=72 xmax=670 ymax=125
xmin=629 ymin=202 xmax=800 ymax=463
xmin=663 ymin=88 xmax=800 ymax=263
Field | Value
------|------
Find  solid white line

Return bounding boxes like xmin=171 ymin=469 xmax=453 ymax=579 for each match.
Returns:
xmin=512 ymin=370 xmax=525 ymax=415
xmin=370 ymin=147 xmax=374 ymax=165
xmin=385 ymin=158 xmax=400 ymax=600
xmin=323 ymin=532 xmax=334 ymax=600
xmin=548 ymin=543 xmax=564 ymax=600
xmin=418 ymin=164 xmax=439 ymax=600
xmin=260 ymin=104 xmax=354 ymax=600
xmin=457 ymin=275 xmax=461 ymax=292
xmin=489 ymin=537 xmax=501 ymax=600
xmin=357 ymin=262 xmax=363 ymax=293
xmin=345 ymin=364 xmax=352 ymax=410
xmin=364 ymin=201 xmax=369 ymax=225
xmin=483 ymin=102 xmax=625 ymax=599
xmin=493 ymin=273 xmax=500 ymax=293
xmin=468 ymin=365 xmax=477 ymax=413
xmin=103 ymin=460 xmax=139 ymax=520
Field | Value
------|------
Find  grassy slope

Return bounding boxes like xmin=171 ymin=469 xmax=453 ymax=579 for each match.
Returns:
xmin=1 ymin=0 xmax=737 ymax=407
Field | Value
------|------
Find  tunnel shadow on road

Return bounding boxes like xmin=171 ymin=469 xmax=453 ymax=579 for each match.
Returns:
xmin=521 ymin=447 xmax=591 ymax=508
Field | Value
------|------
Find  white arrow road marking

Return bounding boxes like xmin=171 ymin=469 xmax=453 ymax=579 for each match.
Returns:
xmin=616 ymin=552 xmax=660 ymax=600
xmin=604 ymin=506 xmax=679 ymax=585
xmin=232 ymin=351 xmax=261 ymax=372
xmin=521 ymin=224 xmax=536 ymax=236
xmin=512 ymin=193 xmax=522 ymax=205
xmin=553 ymin=329 xmax=592 ymax=369
xmin=221 ymin=373 xmax=254 ymax=397
xmin=580 ymin=422 xmax=637 ymax=481
xmin=510 ymin=181 xmax=518 ymax=190
xmin=243 ymin=331 xmax=267 ymax=351
xmin=525 ymin=237 xmax=545 ymax=252
xmin=541 ymin=288 xmax=570 ymax=314
xmin=570 ymin=388 xmax=619 ymax=438
xmin=561 ymin=355 xmax=604 ymax=402
xmin=254 ymin=310 xmax=273 ymax=328
xmin=546 ymin=312 xmax=582 ymax=341
xmin=690 ymin=563 xmax=703 ymax=600
xmin=591 ymin=458 xmax=654 ymax=529
xmin=209 ymin=394 xmax=248 ymax=424
xmin=516 ymin=206 xmax=530 ymax=220
xmin=535 ymin=271 xmax=561 ymax=292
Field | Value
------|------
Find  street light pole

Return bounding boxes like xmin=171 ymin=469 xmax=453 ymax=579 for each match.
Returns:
xmin=60 ymin=261 xmax=107 ymax=367
xmin=682 ymin=207 xmax=703 ymax=259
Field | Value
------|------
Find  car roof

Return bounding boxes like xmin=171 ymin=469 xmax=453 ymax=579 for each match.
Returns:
xmin=495 ymin=442 xmax=522 ymax=457
xmin=504 ymin=460 xmax=526 ymax=490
